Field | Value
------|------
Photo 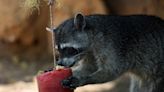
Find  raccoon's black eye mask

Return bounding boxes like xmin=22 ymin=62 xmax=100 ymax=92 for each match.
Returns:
xmin=59 ymin=47 xmax=84 ymax=57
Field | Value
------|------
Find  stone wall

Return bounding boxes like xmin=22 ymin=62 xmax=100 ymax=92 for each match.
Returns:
xmin=103 ymin=0 xmax=164 ymax=18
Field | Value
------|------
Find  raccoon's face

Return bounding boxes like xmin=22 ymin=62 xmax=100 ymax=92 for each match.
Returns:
xmin=55 ymin=13 xmax=90 ymax=67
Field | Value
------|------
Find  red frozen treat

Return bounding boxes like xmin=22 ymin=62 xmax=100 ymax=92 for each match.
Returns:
xmin=37 ymin=68 xmax=73 ymax=92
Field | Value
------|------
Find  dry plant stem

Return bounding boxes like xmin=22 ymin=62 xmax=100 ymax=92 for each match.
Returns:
xmin=48 ymin=0 xmax=57 ymax=69
xmin=24 ymin=0 xmax=57 ymax=69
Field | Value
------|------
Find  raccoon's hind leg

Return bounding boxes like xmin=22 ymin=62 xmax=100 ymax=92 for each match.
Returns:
xmin=130 ymin=75 xmax=141 ymax=92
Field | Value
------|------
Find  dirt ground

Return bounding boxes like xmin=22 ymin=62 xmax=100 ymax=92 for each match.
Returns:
xmin=0 ymin=76 xmax=130 ymax=92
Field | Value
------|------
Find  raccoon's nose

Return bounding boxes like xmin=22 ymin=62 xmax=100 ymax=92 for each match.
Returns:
xmin=57 ymin=60 xmax=64 ymax=66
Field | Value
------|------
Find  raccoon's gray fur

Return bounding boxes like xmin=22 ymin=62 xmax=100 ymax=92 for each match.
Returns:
xmin=55 ymin=13 xmax=164 ymax=92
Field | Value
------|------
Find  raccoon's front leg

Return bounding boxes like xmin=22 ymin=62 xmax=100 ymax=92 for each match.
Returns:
xmin=62 ymin=68 xmax=110 ymax=89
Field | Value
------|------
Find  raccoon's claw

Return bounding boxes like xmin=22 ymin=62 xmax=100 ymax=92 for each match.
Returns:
xmin=62 ymin=76 xmax=79 ymax=89
xmin=44 ymin=68 xmax=54 ymax=72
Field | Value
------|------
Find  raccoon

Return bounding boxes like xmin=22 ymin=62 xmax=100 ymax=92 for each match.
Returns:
xmin=54 ymin=13 xmax=164 ymax=92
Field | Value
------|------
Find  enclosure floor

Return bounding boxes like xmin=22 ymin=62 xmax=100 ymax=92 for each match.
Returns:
xmin=0 ymin=76 xmax=129 ymax=92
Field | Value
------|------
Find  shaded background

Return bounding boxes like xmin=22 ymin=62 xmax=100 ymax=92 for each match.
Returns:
xmin=0 ymin=0 xmax=164 ymax=92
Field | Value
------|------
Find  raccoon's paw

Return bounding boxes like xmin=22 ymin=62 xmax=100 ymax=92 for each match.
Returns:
xmin=62 ymin=76 xmax=79 ymax=89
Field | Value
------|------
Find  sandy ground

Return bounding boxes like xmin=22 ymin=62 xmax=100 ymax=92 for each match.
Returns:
xmin=0 ymin=81 xmax=114 ymax=92
xmin=0 ymin=81 xmax=37 ymax=92
xmin=0 ymin=76 xmax=129 ymax=92
xmin=0 ymin=81 xmax=116 ymax=92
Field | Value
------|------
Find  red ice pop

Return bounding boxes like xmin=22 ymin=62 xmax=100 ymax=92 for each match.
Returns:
xmin=37 ymin=68 xmax=73 ymax=92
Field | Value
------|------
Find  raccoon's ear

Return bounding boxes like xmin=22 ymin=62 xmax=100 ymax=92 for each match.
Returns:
xmin=74 ymin=13 xmax=86 ymax=30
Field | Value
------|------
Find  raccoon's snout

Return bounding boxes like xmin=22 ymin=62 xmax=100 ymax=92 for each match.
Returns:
xmin=57 ymin=46 xmax=85 ymax=67
xmin=57 ymin=58 xmax=76 ymax=67
xmin=57 ymin=59 xmax=63 ymax=66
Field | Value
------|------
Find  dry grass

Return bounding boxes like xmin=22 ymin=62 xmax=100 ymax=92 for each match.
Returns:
xmin=24 ymin=0 xmax=40 ymax=9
